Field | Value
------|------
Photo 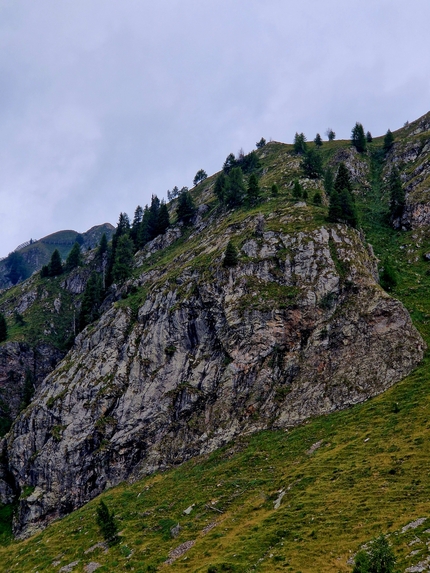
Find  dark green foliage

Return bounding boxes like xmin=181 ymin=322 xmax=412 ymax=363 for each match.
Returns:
xmin=176 ymin=190 xmax=196 ymax=226
xmin=48 ymin=249 xmax=63 ymax=277
xmin=314 ymin=133 xmax=323 ymax=147
xmin=20 ymin=370 xmax=35 ymax=410
xmin=225 ymin=167 xmax=246 ymax=208
xmin=79 ymin=272 xmax=103 ymax=331
xmin=302 ymin=189 xmax=308 ymax=200
xmin=293 ymin=132 xmax=307 ymax=154
xmin=313 ymin=192 xmax=322 ymax=205
xmin=379 ymin=259 xmax=397 ymax=291
xmin=324 ymin=167 xmax=335 ymax=196
xmin=351 ymin=122 xmax=367 ymax=152
xmin=5 ymin=251 xmax=29 ymax=285
xmin=328 ymin=191 xmax=343 ymax=223
xmin=383 ymin=129 xmax=394 ymax=153
xmin=96 ymin=500 xmax=119 ymax=546
xmin=131 ymin=205 xmax=143 ymax=248
xmin=293 ymin=179 xmax=302 ymax=199
xmin=223 ymin=241 xmax=238 ymax=267
xmin=334 ymin=163 xmax=353 ymax=194
xmin=0 ymin=313 xmax=7 ymax=343
xmin=223 ymin=153 xmax=237 ymax=174
xmin=238 ymin=150 xmax=261 ymax=174
xmin=271 ymin=183 xmax=279 ymax=196
xmin=247 ymin=173 xmax=261 ymax=206
xmin=65 ymin=242 xmax=82 ymax=272
xmin=193 ymin=169 xmax=207 ymax=186
xmin=352 ymin=535 xmax=396 ymax=573
xmin=14 ymin=311 xmax=25 ymax=326
xmin=366 ymin=131 xmax=373 ymax=143
xmin=97 ymin=233 xmax=108 ymax=258
xmin=40 ymin=265 xmax=49 ymax=278
xmin=215 ymin=173 xmax=228 ymax=204
xmin=301 ymin=148 xmax=323 ymax=179
xmin=326 ymin=128 xmax=336 ymax=141
xmin=256 ymin=137 xmax=266 ymax=149
xmin=157 ymin=202 xmax=170 ymax=235
xmin=388 ymin=167 xmax=405 ymax=221
xmin=339 ymin=189 xmax=358 ymax=227
xmin=112 ymin=235 xmax=134 ymax=284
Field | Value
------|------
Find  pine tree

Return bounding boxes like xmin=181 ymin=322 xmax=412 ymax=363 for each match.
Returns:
xmin=366 ymin=131 xmax=373 ymax=143
xmin=313 ymin=192 xmax=322 ymax=205
xmin=49 ymin=249 xmax=63 ymax=277
xmin=0 ymin=313 xmax=7 ymax=343
xmin=247 ymin=173 xmax=261 ymax=206
xmin=339 ymin=189 xmax=358 ymax=227
xmin=147 ymin=195 xmax=160 ymax=240
xmin=388 ymin=168 xmax=405 ymax=220
xmin=225 ymin=167 xmax=246 ymax=208
xmin=380 ymin=259 xmax=397 ymax=292
xmin=383 ymin=129 xmax=394 ymax=153
xmin=325 ymin=128 xmax=336 ymax=141
xmin=223 ymin=241 xmax=238 ymax=267
xmin=271 ymin=183 xmax=279 ymax=197
xmin=65 ymin=242 xmax=82 ymax=272
xmin=351 ymin=122 xmax=367 ymax=152
xmin=334 ymin=163 xmax=352 ymax=194
xmin=301 ymin=148 xmax=323 ymax=179
xmin=214 ymin=173 xmax=227 ymax=204
xmin=96 ymin=501 xmax=119 ymax=546
xmin=97 ymin=233 xmax=108 ymax=259
xmin=293 ymin=132 xmax=307 ymax=154
xmin=328 ymin=190 xmax=342 ymax=222
xmin=223 ymin=153 xmax=237 ymax=174
xmin=131 ymin=205 xmax=144 ymax=248
xmin=314 ymin=133 xmax=323 ymax=147
xmin=112 ymin=235 xmax=134 ymax=284
xmin=176 ymin=191 xmax=196 ymax=226
xmin=79 ymin=272 xmax=103 ymax=331
xmin=256 ymin=137 xmax=266 ymax=149
xmin=324 ymin=166 xmax=335 ymax=196
xmin=157 ymin=201 xmax=170 ymax=235
xmin=293 ymin=179 xmax=302 ymax=199
xmin=352 ymin=535 xmax=395 ymax=573
xmin=302 ymin=189 xmax=308 ymax=200
xmin=193 ymin=169 xmax=207 ymax=186
xmin=5 ymin=251 xmax=29 ymax=285
xmin=20 ymin=370 xmax=35 ymax=410
xmin=138 ymin=206 xmax=152 ymax=248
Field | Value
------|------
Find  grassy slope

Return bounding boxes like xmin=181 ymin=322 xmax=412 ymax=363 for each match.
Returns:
xmin=2 ymin=140 xmax=430 ymax=572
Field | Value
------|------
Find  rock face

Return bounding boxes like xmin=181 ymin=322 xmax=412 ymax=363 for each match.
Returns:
xmin=0 ymin=217 xmax=424 ymax=538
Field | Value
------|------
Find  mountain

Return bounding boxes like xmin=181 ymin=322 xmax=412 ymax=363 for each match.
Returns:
xmin=0 ymin=223 xmax=115 ymax=290
xmin=0 ymin=113 xmax=430 ymax=570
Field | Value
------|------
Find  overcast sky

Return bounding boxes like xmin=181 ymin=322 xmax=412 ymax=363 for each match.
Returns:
xmin=0 ymin=0 xmax=429 ymax=256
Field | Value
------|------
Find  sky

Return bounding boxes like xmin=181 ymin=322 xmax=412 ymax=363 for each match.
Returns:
xmin=0 ymin=0 xmax=430 ymax=257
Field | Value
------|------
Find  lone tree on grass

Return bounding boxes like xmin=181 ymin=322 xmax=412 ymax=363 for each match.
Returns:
xmin=383 ymin=129 xmax=394 ymax=153
xmin=325 ymin=128 xmax=336 ymax=141
xmin=351 ymin=122 xmax=367 ymax=153
xmin=314 ymin=133 xmax=323 ymax=147
xmin=223 ymin=241 xmax=238 ymax=267
xmin=96 ymin=500 xmax=119 ymax=546
xmin=193 ymin=169 xmax=207 ymax=186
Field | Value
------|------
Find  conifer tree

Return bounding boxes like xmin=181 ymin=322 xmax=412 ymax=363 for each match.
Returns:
xmin=314 ymin=133 xmax=323 ymax=147
xmin=351 ymin=122 xmax=367 ymax=152
xmin=313 ymin=192 xmax=322 ymax=205
xmin=247 ymin=173 xmax=261 ymax=206
xmin=225 ymin=167 xmax=246 ymax=208
xmin=223 ymin=153 xmax=237 ymax=174
xmin=293 ymin=132 xmax=307 ymax=154
xmin=256 ymin=137 xmax=266 ymax=149
xmin=193 ymin=169 xmax=207 ymax=186
xmin=131 ymin=205 xmax=143 ymax=248
xmin=388 ymin=167 xmax=405 ymax=220
xmin=271 ymin=183 xmax=279 ymax=197
xmin=223 ymin=241 xmax=238 ymax=267
xmin=79 ymin=272 xmax=103 ymax=331
xmin=20 ymin=370 xmax=35 ymax=410
xmin=157 ymin=201 xmax=170 ymax=235
xmin=324 ymin=166 xmax=335 ymax=196
xmin=5 ymin=251 xmax=29 ymax=285
xmin=366 ymin=131 xmax=373 ymax=143
xmin=293 ymin=179 xmax=302 ymax=199
xmin=49 ymin=249 xmax=63 ymax=277
xmin=214 ymin=173 xmax=228 ymax=204
xmin=176 ymin=190 xmax=196 ymax=226
xmin=97 ymin=233 xmax=108 ymax=258
xmin=138 ymin=206 xmax=152 ymax=248
xmin=0 ymin=313 xmax=7 ymax=343
xmin=301 ymin=148 xmax=323 ymax=179
xmin=112 ymin=235 xmax=134 ymax=284
xmin=96 ymin=501 xmax=119 ymax=546
xmin=383 ymin=129 xmax=394 ymax=153
xmin=325 ymin=128 xmax=336 ymax=141
xmin=339 ymin=189 xmax=358 ymax=227
xmin=65 ymin=242 xmax=82 ymax=271
xmin=334 ymin=163 xmax=352 ymax=194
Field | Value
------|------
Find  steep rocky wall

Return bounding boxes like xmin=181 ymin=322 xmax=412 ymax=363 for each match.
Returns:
xmin=0 ymin=221 xmax=424 ymax=538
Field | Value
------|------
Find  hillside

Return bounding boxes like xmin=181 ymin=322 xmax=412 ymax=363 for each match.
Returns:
xmin=0 ymin=113 xmax=430 ymax=571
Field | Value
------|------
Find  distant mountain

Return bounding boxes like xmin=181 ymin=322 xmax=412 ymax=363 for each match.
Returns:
xmin=0 ymin=223 xmax=114 ymax=289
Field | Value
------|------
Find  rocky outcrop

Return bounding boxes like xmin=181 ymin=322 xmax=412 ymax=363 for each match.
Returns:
xmin=0 ymin=219 xmax=424 ymax=538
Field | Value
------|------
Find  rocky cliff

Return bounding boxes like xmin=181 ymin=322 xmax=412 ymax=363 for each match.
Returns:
xmin=0 ymin=204 xmax=424 ymax=537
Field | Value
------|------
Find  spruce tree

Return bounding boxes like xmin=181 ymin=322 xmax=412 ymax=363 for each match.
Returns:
xmin=112 ymin=235 xmax=134 ymax=284
xmin=256 ymin=137 xmax=266 ymax=149
xmin=138 ymin=206 xmax=152 ymax=248
xmin=351 ymin=122 xmax=367 ymax=152
xmin=225 ymin=167 xmax=246 ymax=208
xmin=0 ymin=313 xmax=7 ymax=343
xmin=193 ymin=169 xmax=207 ymax=186
xmin=293 ymin=132 xmax=307 ymax=154
xmin=293 ymin=179 xmax=302 ymax=199
xmin=325 ymin=128 xmax=336 ymax=141
xmin=79 ymin=272 xmax=103 ymax=331
xmin=301 ymin=148 xmax=323 ymax=179
xmin=334 ymin=163 xmax=352 ymax=194
xmin=339 ymin=189 xmax=358 ymax=227
xmin=223 ymin=153 xmax=237 ymax=174
xmin=314 ymin=133 xmax=323 ymax=147
xmin=96 ymin=500 xmax=119 ymax=546
xmin=328 ymin=190 xmax=342 ymax=222
xmin=366 ymin=131 xmax=373 ymax=143
xmin=324 ymin=166 xmax=335 ymax=196
xmin=157 ymin=201 xmax=170 ymax=235
xmin=49 ymin=249 xmax=63 ymax=277
xmin=97 ymin=233 xmax=108 ymax=259
xmin=313 ymin=192 xmax=322 ymax=205
xmin=223 ymin=241 xmax=238 ymax=267
xmin=131 ymin=205 xmax=144 ymax=249
xmin=388 ymin=168 xmax=405 ymax=220
xmin=214 ymin=173 xmax=227 ymax=204
xmin=383 ymin=129 xmax=394 ymax=153
xmin=20 ymin=370 xmax=35 ymax=410
xmin=271 ymin=183 xmax=279 ymax=197
xmin=147 ymin=195 xmax=160 ymax=240
xmin=176 ymin=190 xmax=196 ymax=226
xmin=247 ymin=173 xmax=261 ymax=206
xmin=65 ymin=242 xmax=82 ymax=271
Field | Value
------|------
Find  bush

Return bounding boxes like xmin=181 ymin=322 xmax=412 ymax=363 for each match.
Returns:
xmin=352 ymin=535 xmax=396 ymax=573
